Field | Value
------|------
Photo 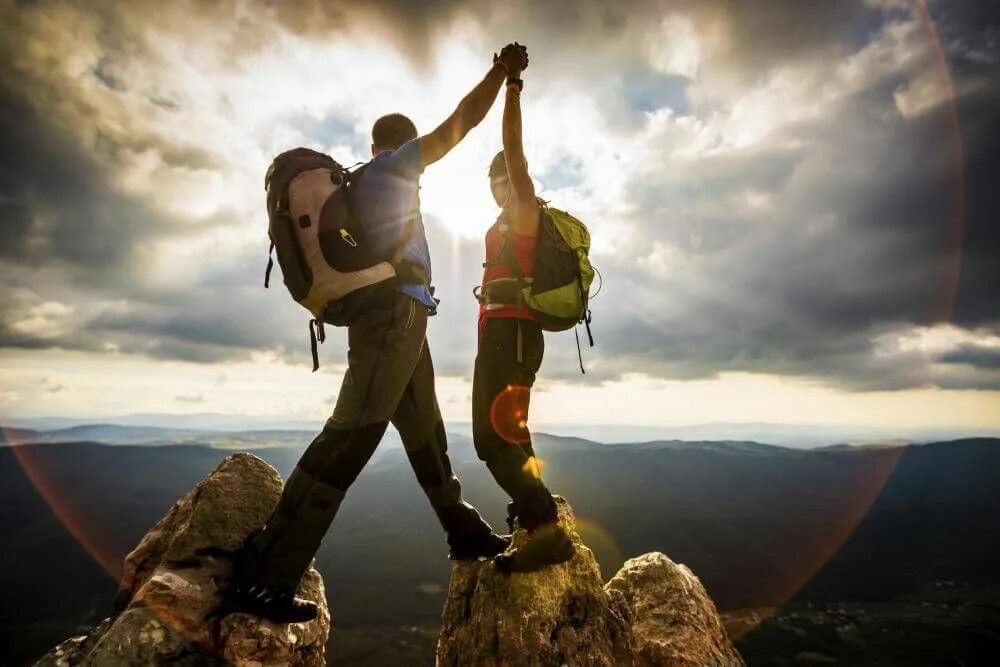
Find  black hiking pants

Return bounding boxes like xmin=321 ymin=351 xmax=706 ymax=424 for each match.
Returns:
xmin=472 ymin=318 xmax=558 ymax=531
xmin=243 ymin=293 xmax=494 ymax=590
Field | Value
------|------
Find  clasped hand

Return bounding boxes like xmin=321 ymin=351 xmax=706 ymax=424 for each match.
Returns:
xmin=494 ymin=42 xmax=528 ymax=76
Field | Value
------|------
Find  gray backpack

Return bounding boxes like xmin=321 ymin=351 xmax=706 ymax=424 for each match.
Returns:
xmin=264 ymin=148 xmax=414 ymax=370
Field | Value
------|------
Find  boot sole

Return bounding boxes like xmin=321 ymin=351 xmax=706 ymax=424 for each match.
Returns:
xmin=495 ymin=540 xmax=576 ymax=574
xmin=225 ymin=590 xmax=319 ymax=624
xmin=449 ymin=535 xmax=512 ymax=561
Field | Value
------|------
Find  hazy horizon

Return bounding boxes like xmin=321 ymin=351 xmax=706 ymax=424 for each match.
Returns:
xmin=4 ymin=411 xmax=998 ymax=449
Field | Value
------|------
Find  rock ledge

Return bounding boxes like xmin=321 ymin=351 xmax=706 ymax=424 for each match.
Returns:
xmin=437 ymin=497 xmax=744 ymax=667
xmin=35 ymin=454 xmax=331 ymax=666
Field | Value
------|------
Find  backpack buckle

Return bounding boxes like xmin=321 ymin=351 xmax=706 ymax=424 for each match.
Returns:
xmin=339 ymin=228 xmax=358 ymax=247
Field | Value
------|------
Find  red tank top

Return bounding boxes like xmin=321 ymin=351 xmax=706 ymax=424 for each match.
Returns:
xmin=479 ymin=215 xmax=537 ymax=328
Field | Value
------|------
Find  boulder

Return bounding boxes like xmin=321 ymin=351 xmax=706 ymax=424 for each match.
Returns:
xmin=607 ymin=552 xmax=745 ymax=666
xmin=437 ymin=497 xmax=633 ymax=666
xmin=35 ymin=453 xmax=330 ymax=666
xmin=437 ymin=497 xmax=743 ymax=667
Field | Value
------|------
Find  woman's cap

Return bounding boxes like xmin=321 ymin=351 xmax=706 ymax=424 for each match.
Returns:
xmin=488 ymin=150 xmax=507 ymax=178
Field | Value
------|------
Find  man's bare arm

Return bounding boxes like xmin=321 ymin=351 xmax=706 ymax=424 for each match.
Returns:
xmin=417 ymin=65 xmax=505 ymax=169
xmin=418 ymin=44 xmax=528 ymax=169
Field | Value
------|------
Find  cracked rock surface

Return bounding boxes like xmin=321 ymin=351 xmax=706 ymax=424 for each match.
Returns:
xmin=607 ymin=552 xmax=745 ymax=667
xmin=35 ymin=454 xmax=330 ymax=666
xmin=437 ymin=497 xmax=744 ymax=667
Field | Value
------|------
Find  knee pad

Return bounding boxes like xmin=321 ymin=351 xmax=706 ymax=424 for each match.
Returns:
xmin=315 ymin=421 xmax=389 ymax=489
xmin=298 ymin=425 xmax=353 ymax=478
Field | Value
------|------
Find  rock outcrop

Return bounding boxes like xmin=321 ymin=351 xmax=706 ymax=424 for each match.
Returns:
xmin=607 ymin=553 xmax=744 ymax=666
xmin=438 ymin=497 xmax=743 ymax=667
xmin=36 ymin=454 xmax=330 ymax=666
xmin=37 ymin=456 xmax=740 ymax=666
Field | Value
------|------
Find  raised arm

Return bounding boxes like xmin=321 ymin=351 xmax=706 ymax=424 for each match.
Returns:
xmin=502 ymin=83 xmax=536 ymax=204
xmin=502 ymin=50 xmax=540 ymax=235
xmin=418 ymin=44 xmax=528 ymax=169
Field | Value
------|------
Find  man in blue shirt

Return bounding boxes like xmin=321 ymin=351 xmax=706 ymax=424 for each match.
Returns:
xmin=233 ymin=44 xmax=530 ymax=623
xmin=350 ymin=121 xmax=438 ymax=312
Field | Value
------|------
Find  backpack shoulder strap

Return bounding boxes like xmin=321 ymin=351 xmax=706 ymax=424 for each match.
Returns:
xmin=340 ymin=162 xmax=366 ymax=222
xmin=485 ymin=211 xmax=523 ymax=280
xmin=342 ymin=161 xmax=416 ymax=270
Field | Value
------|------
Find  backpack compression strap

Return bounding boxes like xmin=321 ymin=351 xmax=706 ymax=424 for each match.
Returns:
xmin=264 ymin=240 xmax=275 ymax=288
xmin=309 ymin=319 xmax=326 ymax=372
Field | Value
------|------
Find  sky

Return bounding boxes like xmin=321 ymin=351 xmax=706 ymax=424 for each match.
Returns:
xmin=0 ymin=0 xmax=998 ymax=434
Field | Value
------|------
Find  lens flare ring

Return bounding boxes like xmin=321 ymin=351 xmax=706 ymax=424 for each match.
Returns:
xmin=489 ymin=384 xmax=533 ymax=445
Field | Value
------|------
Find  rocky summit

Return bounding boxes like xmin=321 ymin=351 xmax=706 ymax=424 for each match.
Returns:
xmin=437 ymin=497 xmax=744 ymax=667
xmin=35 ymin=453 xmax=330 ymax=666
xmin=36 ymin=456 xmax=740 ymax=666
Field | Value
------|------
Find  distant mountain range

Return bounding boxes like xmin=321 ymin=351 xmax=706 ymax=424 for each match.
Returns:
xmin=4 ymin=414 xmax=996 ymax=447
xmin=1 ymin=413 xmax=325 ymax=433
xmin=0 ymin=422 xmax=406 ymax=456
xmin=0 ymin=424 xmax=215 ymax=446
xmin=1 ymin=433 xmax=998 ymax=665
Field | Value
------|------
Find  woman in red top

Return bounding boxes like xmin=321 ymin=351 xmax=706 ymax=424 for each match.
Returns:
xmin=473 ymin=54 xmax=574 ymax=572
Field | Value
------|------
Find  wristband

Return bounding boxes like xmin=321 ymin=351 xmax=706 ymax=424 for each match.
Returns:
xmin=506 ymin=77 xmax=524 ymax=92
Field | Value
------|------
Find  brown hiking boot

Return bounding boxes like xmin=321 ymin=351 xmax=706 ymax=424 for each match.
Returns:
xmin=493 ymin=523 xmax=575 ymax=574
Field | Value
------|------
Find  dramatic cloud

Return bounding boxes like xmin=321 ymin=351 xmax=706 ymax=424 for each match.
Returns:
xmin=0 ymin=0 xmax=998 ymax=397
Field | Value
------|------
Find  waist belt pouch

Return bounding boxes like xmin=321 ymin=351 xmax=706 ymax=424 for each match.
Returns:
xmin=484 ymin=278 xmax=524 ymax=306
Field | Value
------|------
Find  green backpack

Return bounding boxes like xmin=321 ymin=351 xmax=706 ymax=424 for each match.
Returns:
xmin=484 ymin=202 xmax=597 ymax=371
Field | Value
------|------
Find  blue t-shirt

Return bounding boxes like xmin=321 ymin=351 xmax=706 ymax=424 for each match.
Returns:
xmin=350 ymin=139 xmax=437 ymax=313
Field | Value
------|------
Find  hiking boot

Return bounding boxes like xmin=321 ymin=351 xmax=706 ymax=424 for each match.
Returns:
xmin=493 ymin=523 xmax=575 ymax=574
xmin=449 ymin=531 xmax=511 ymax=561
xmin=228 ymin=582 xmax=318 ymax=623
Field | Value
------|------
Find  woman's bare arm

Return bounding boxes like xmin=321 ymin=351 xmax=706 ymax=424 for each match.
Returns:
xmin=502 ymin=82 xmax=540 ymax=235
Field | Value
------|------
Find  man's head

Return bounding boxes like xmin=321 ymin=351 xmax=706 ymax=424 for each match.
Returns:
xmin=371 ymin=113 xmax=418 ymax=155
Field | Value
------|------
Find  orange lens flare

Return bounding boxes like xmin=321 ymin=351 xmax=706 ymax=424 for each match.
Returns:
xmin=489 ymin=384 xmax=533 ymax=445
xmin=724 ymin=442 xmax=906 ymax=638
xmin=4 ymin=427 xmax=217 ymax=649
xmin=521 ymin=456 xmax=544 ymax=479
xmin=5 ymin=427 xmax=120 ymax=580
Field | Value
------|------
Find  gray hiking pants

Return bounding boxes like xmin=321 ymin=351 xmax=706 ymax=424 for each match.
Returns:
xmin=243 ymin=292 xmax=493 ymax=590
